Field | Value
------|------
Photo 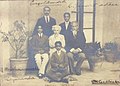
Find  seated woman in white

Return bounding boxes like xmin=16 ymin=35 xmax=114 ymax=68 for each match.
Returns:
xmin=49 ymin=25 xmax=66 ymax=57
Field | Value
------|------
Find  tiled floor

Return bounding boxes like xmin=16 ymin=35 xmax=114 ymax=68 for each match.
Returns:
xmin=0 ymin=61 xmax=120 ymax=86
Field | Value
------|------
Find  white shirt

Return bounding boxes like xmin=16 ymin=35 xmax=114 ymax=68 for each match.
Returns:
xmin=44 ymin=16 xmax=50 ymax=23
xmin=72 ymin=30 xmax=77 ymax=37
xmin=65 ymin=22 xmax=69 ymax=30
xmin=38 ymin=33 xmax=43 ymax=38
xmin=57 ymin=50 xmax=61 ymax=56
xmin=70 ymin=48 xmax=82 ymax=52
xmin=49 ymin=34 xmax=65 ymax=48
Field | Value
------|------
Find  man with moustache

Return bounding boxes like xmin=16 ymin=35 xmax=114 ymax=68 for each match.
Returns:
xmin=66 ymin=21 xmax=86 ymax=75
xmin=30 ymin=26 xmax=49 ymax=78
xmin=33 ymin=6 xmax=56 ymax=37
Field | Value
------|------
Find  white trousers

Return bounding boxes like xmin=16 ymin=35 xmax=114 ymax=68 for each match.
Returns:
xmin=34 ymin=53 xmax=49 ymax=75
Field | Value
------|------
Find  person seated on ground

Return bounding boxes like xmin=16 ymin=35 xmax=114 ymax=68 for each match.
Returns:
xmin=66 ymin=21 xmax=86 ymax=75
xmin=49 ymin=25 xmax=66 ymax=57
xmin=46 ymin=41 xmax=69 ymax=83
xmin=30 ymin=26 xmax=49 ymax=78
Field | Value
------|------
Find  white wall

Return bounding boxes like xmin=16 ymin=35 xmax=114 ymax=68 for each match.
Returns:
xmin=0 ymin=1 xmax=10 ymax=69
xmin=95 ymin=0 xmax=104 ymax=46
xmin=102 ymin=0 xmax=120 ymax=44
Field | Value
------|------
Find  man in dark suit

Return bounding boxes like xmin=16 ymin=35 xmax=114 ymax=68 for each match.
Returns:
xmin=66 ymin=21 xmax=86 ymax=75
xmin=59 ymin=12 xmax=72 ymax=36
xmin=33 ymin=6 xmax=56 ymax=37
xmin=59 ymin=12 xmax=72 ymax=51
xmin=30 ymin=26 xmax=49 ymax=78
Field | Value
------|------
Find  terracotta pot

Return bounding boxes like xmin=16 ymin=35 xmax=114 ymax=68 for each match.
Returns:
xmin=10 ymin=58 xmax=28 ymax=77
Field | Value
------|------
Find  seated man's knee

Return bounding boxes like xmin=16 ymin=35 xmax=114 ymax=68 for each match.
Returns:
xmin=34 ymin=54 xmax=41 ymax=61
xmin=34 ymin=54 xmax=41 ymax=58
xmin=42 ymin=54 xmax=49 ymax=61
xmin=42 ymin=54 xmax=48 ymax=57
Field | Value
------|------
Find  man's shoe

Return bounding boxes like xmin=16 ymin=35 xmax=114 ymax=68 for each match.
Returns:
xmin=61 ymin=79 xmax=68 ymax=83
xmin=70 ymin=70 xmax=76 ymax=75
xmin=90 ymin=68 xmax=94 ymax=72
xmin=38 ymin=73 xmax=44 ymax=79
xmin=76 ymin=72 xmax=81 ymax=75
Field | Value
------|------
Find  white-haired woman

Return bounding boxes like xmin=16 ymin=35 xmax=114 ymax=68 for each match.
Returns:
xmin=49 ymin=25 xmax=66 ymax=57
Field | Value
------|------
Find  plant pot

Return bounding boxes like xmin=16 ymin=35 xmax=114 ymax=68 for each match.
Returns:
xmin=10 ymin=58 xmax=28 ymax=77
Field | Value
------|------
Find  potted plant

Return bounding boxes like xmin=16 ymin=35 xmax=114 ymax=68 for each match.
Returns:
xmin=103 ymin=42 xmax=117 ymax=62
xmin=0 ymin=20 xmax=29 ymax=77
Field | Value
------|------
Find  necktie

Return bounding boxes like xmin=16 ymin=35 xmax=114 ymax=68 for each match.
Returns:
xmin=73 ymin=31 xmax=77 ymax=38
xmin=46 ymin=17 xmax=49 ymax=23
xmin=65 ymin=23 xmax=68 ymax=30
xmin=40 ymin=34 xmax=42 ymax=38
xmin=65 ymin=22 xmax=69 ymax=30
xmin=39 ymin=33 xmax=42 ymax=38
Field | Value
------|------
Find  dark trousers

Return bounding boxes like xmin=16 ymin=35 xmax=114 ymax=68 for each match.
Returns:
xmin=86 ymin=55 xmax=95 ymax=71
xmin=67 ymin=52 xmax=86 ymax=75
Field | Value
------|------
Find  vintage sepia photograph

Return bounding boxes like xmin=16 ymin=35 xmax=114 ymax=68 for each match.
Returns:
xmin=0 ymin=0 xmax=120 ymax=86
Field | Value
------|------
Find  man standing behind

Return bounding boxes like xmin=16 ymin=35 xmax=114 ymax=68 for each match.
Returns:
xmin=31 ymin=26 xmax=49 ymax=78
xmin=59 ymin=12 xmax=72 ymax=36
xmin=59 ymin=12 xmax=72 ymax=51
xmin=33 ymin=6 xmax=56 ymax=37
xmin=66 ymin=21 xmax=86 ymax=75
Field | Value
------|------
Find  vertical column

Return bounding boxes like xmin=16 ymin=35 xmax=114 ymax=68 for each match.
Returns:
xmin=92 ymin=0 xmax=96 ymax=42
xmin=77 ymin=0 xmax=84 ymax=30
xmin=76 ymin=0 xmax=79 ymax=22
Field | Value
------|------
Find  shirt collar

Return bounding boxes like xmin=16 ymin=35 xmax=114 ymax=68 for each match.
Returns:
xmin=54 ymin=34 xmax=60 ymax=38
xmin=57 ymin=50 xmax=62 ymax=53
xmin=44 ymin=16 xmax=50 ymax=18
xmin=38 ymin=33 xmax=43 ymax=37
xmin=65 ymin=21 xmax=70 ymax=24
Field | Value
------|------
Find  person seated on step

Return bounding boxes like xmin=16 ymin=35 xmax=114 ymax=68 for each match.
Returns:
xmin=66 ymin=21 xmax=86 ymax=75
xmin=30 ymin=26 xmax=49 ymax=78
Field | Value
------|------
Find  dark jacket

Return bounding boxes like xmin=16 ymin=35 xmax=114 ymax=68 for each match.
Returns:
xmin=65 ymin=30 xmax=86 ymax=52
xmin=33 ymin=16 xmax=56 ymax=37
xmin=59 ymin=22 xmax=72 ymax=36
xmin=30 ymin=34 xmax=49 ymax=54
xmin=46 ymin=51 xmax=69 ymax=81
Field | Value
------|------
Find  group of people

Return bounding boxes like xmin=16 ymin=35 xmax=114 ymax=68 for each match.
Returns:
xmin=30 ymin=6 xmax=95 ymax=83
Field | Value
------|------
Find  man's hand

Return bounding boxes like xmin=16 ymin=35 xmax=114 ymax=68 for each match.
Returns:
xmin=70 ymin=48 xmax=82 ymax=54
xmin=77 ymin=48 xmax=82 ymax=52
xmin=73 ymin=48 xmax=82 ymax=54
xmin=72 ymin=50 xmax=77 ymax=54
xmin=56 ymin=72 xmax=61 ymax=76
